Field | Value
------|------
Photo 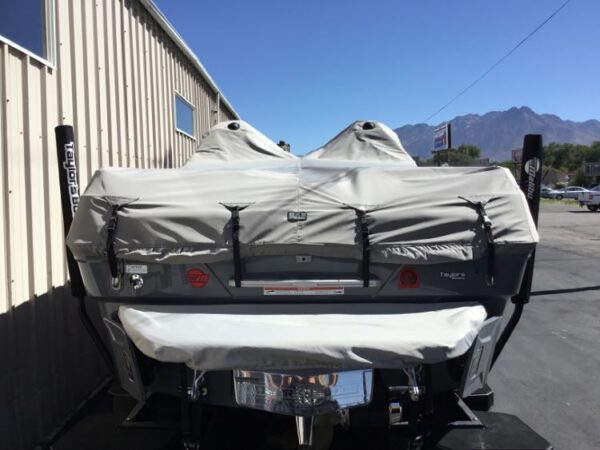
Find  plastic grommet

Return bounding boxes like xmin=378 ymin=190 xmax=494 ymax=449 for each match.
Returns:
xmin=362 ymin=121 xmax=376 ymax=130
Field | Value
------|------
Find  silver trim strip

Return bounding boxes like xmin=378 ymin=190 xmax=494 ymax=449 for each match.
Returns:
xmin=228 ymin=279 xmax=380 ymax=288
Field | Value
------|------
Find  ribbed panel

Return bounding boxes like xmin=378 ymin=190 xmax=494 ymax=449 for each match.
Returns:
xmin=0 ymin=1 xmax=238 ymax=448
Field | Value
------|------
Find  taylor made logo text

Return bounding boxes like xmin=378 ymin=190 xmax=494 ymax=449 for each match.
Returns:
xmin=524 ymin=157 xmax=541 ymax=201
xmin=62 ymin=142 xmax=80 ymax=215
xmin=440 ymin=272 xmax=466 ymax=281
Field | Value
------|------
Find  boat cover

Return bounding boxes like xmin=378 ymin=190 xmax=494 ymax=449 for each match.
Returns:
xmin=186 ymin=120 xmax=296 ymax=163
xmin=304 ymin=120 xmax=415 ymax=163
xmin=118 ymin=302 xmax=488 ymax=370
xmin=67 ymin=120 xmax=538 ymax=266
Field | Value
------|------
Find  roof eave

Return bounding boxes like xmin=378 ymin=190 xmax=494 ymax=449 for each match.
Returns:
xmin=139 ymin=0 xmax=240 ymax=120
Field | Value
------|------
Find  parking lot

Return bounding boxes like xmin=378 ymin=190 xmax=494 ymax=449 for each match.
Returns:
xmin=54 ymin=201 xmax=600 ymax=450
xmin=490 ymin=200 xmax=600 ymax=450
xmin=534 ymin=201 xmax=599 ymax=258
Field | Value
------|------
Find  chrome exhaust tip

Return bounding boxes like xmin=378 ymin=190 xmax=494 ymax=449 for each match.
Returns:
xmin=295 ymin=415 xmax=314 ymax=447
xmin=233 ymin=369 xmax=373 ymax=416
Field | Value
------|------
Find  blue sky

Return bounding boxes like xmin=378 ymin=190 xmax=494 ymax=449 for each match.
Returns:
xmin=155 ymin=0 xmax=599 ymax=154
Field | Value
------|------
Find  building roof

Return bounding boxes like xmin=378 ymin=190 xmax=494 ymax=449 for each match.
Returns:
xmin=139 ymin=0 xmax=239 ymax=119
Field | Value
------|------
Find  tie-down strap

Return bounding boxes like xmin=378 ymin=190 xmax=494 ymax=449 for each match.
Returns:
xmin=460 ymin=197 xmax=495 ymax=286
xmin=354 ymin=209 xmax=371 ymax=288
xmin=106 ymin=204 xmax=122 ymax=280
xmin=222 ymin=205 xmax=249 ymax=288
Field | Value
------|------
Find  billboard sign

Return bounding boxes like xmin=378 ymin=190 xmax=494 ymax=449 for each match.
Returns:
xmin=583 ymin=162 xmax=600 ymax=176
xmin=511 ymin=149 xmax=522 ymax=163
xmin=433 ymin=124 xmax=450 ymax=151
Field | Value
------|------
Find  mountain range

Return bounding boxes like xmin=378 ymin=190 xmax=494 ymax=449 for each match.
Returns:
xmin=394 ymin=106 xmax=600 ymax=161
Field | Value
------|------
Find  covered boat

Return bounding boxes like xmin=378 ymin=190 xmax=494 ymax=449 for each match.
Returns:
xmin=60 ymin=120 xmax=547 ymax=449
xmin=68 ymin=120 xmax=536 ymax=300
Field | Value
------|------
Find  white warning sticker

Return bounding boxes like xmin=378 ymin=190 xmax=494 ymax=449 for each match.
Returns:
xmin=263 ymin=287 xmax=344 ymax=296
xmin=125 ymin=264 xmax=148 ymax=274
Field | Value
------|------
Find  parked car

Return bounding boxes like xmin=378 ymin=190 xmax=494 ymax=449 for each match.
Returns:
xmin=541 ymin=187 xmax=553 ymax=198
xmin=578 ymin=186 xmax=600 ymax=211
xmin=547 ymin=186 xmax=590 ymax=200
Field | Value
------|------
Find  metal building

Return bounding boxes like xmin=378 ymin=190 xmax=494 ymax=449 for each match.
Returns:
xmin=0 ymin=1 xmax=238 ymax=448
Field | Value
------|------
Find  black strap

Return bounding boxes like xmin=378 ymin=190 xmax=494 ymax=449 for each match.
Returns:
xmin=458 ymin=197 xmax=495 ymax=287
xmin=355 ymin=210 xmax=371 ymax=288
xmin=226 ymin=207 xmax=243 ymax=288
xmin=106 ymin=205 xmax=121 ymax=279
xmin=475 ymin=202 xmax=495 ymax=287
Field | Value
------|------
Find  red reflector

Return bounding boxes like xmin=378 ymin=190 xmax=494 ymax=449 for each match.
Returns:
xmin=187 ymin=269 xmax=209 ymax=288
xmin=398 ymin=267 xmax=420 ymax=289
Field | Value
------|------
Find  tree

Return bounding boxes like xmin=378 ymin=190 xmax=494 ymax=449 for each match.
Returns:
xmin=572 ymin=169 xmax=588 ymax=187
xmin=456 ymin=144 xmax=482 ymax=160
xmin=543 ymin=142 xmax=600 ymax=172
xmin=431 ymin=144 xmax=482 ymax=165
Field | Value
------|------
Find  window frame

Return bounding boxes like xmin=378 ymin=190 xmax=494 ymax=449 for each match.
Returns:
xmin=0 ymin=0 xmax=56 ymax=68
xmin=174 ymin=91 xmax=196 ymax=140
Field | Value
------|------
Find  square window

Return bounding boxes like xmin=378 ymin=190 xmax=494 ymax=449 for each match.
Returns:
xmin=175 ymin=94 xmax=195 ymax=138
xmin=0 ymin=0 xmax=54 ymax=63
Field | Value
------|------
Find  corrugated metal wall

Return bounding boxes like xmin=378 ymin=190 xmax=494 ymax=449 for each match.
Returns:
xmin=0 ymin=1 xmax=237 ymax=448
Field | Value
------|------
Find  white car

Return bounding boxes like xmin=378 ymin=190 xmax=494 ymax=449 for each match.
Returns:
xmin=578 ymin=185 xmax=600 ymax=211
xmin=547 ymin=186 xmax=590 ymax=200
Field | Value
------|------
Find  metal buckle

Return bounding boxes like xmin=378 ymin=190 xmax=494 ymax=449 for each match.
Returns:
xmin=187 ymin=370 xmax=206 ymax=402
xmin=111 ymin=275 xmax=122 ymax=291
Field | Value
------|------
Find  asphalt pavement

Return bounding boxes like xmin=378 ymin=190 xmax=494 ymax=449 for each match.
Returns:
xmin=489 ymin=201 xmax=600 ymax=450
xmin=534 ymin=201 xmax=599 ymax=259
xmin=53 ymin=201 xmax=599 ymax=450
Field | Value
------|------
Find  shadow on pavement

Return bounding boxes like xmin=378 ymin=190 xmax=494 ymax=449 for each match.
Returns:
xmin=530 ymin=285 xmax=600 ymax=296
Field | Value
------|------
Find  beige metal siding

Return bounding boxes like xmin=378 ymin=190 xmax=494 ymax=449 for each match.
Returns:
xmin=0 ymin=0 xmax=237 ymax=310
xmin=221 ymin=103 xmax=237 ymax=122
xmin=0 ymin=1 xmax=239 ymax=448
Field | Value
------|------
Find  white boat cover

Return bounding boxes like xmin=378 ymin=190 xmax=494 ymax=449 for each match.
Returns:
xmin=67 ymin=120 xmax=538 ymax=266
xmin=186 ymin=120 xmax=296 ymax=163
xmin=304 ymin=120 xmax=415 ymax=163
xmin=119 ymin=302 xmax=488 ymax=370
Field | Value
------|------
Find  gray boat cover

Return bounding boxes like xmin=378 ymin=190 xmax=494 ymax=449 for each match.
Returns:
xmin=67 ymin=120 xmax=538 ymax=266
xmin=118 ymin=302 xmax=488 ymax=370
xmin=304 ymin=120 xmax=415 ymax=163
xmin=186 ymin=120 xmax=296 ymax=163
